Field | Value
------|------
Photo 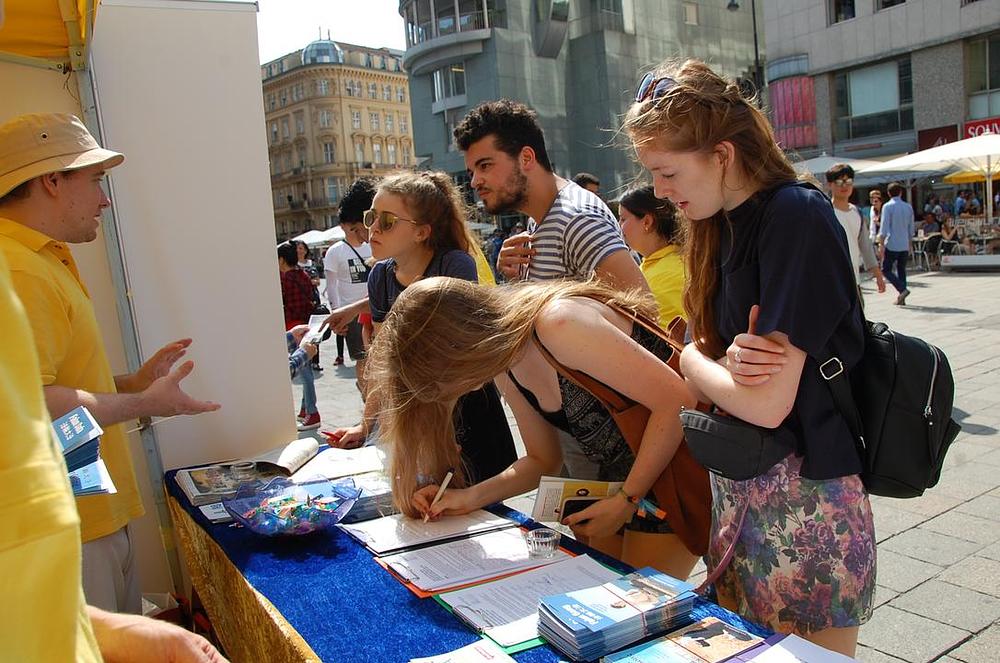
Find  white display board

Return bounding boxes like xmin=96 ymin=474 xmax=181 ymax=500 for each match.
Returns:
xmin=90 ymin=0 xmax=297 ymax=472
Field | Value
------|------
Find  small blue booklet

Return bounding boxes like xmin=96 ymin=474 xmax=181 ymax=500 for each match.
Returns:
xmin=52 ymin=406 xmax=116 ymax=497
xmin=538 ymin=567 xmax=697 ymax=661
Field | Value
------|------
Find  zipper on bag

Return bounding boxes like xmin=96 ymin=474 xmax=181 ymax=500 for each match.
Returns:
xmin=924 ymin=343 xmax=939 ymax=424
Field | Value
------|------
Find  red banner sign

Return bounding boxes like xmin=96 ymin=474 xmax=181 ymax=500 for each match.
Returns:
xmin=964 ymin=117 xmax=1000 ymax=138
xmin=918 ymin=125 xmax=958 ymax=150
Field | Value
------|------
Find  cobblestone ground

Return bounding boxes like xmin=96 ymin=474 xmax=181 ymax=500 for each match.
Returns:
xmin=294 ymin=271 xmax=1000 ymax=662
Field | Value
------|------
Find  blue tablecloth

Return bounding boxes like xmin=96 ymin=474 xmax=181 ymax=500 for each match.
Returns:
xmin=165 ymin=469 xmax=769 ymax=662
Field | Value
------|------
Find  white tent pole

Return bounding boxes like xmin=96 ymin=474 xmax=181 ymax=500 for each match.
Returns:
xmin=77 ymin=59 xmax=183 ymax=595
xmin=987 ymin=153 xmax=994 ymax=222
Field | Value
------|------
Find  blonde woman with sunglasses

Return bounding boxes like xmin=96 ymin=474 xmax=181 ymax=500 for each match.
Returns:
xmin=340 ymin=171 xmax=517 ymax=485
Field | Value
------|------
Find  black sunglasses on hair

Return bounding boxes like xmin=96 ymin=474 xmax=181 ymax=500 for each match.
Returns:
xmin=635 ymin=73 xmax=678 ymax=103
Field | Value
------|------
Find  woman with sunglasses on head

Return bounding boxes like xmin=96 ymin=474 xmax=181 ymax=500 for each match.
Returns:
xmin=368 ymin=276 xmax=708 ymax=578
xmin=625 ymin=60 xmax=875 ymax=656
xmin=351 ymin=171 xmax=517 ymax=485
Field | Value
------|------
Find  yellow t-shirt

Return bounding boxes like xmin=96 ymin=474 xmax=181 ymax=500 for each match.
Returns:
xmin=0 ymin=218 xmax=144 ymax=543
xmin=470 ymin=240 xmax=497 ymax=287
xmin=640 ymin=244 xmax=685 ymax=329
xmin=0 ymin=252 xmax=103 ymax=662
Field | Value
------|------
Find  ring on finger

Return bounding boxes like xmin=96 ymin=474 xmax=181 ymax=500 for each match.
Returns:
xmin=734 ymin=348 xmax=743 ymax=364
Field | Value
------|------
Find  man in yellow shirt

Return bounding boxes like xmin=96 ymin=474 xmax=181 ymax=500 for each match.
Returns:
xmin=0 ymin=252 xmax=228 ymax=661
xmin=0 ymin=113 xmax=220 ymax=613
xmin=618 ymin=186 xmax=685 ymax=327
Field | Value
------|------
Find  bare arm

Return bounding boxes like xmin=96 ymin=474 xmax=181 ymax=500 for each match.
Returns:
xmin=45 ymin=359 xmax=221 ymax=425
xmin=593 ymin=249 xmax=650 ymax=294
xmin=323 ymin=297 xmax=370 ymax=334
xmin=681 ymin=331 xmax=806 ymax=429
xmin=418 ymin=373 xmax=563 ymax=517
xmin=88 ymin=606 xmax=228 ymax=663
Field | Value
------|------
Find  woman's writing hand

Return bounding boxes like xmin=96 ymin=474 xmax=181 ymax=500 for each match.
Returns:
xmin=412 ymin=484 xmax=477 ymax=520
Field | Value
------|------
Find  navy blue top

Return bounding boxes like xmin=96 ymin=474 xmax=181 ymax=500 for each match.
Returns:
xmin=714 ymin=182 xmax=865 ymax=480
xmin=367 ymin=249 xmax=477 ymax=323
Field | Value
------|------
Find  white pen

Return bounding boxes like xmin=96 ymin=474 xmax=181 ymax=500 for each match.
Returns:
xmin=423 ymin=468 xmax=455 ymax=523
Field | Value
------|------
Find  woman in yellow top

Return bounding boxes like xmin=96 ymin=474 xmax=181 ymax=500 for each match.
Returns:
xmin=618 ymin=186 xmax=684 ymax=327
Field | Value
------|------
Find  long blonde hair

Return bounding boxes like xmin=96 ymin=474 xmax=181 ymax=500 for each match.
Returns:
xmin=368 ymin=277 xmax=656 ymax=516
xmin=378 ymin=171 xmax=478 ymax=256
xmin=623 ymin=59 xmax=797 ymax=358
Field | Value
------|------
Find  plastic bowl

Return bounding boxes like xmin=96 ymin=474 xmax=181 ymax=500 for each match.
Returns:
xmin=222 ymin=477 xmax=361 ymax=536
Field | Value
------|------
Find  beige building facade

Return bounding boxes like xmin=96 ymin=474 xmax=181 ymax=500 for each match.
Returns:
xmin=262 ymin=39 xmax=413 ymax=240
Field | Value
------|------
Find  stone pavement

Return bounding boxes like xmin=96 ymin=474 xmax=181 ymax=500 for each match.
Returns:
xmin=294 ymin=271 xmax=1000 ymax=662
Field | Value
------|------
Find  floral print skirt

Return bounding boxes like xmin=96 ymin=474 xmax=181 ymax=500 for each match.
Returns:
xmin=707 ymin=453 xmax=876 ymax=633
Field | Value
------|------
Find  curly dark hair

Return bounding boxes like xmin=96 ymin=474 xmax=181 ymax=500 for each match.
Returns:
xmin=453 ymin=99 xmax=552 ymax=172
xmin=339 ymin=177 xmax=380 ymax=224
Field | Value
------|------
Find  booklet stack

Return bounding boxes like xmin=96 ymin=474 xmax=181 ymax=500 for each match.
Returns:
xmin=538 ymin=567 xmax=697 ymax=661
xmin=52 ymin=406 xmax=117 ymax=497
xmin=602 ymin=616 xmax=764 ymax=663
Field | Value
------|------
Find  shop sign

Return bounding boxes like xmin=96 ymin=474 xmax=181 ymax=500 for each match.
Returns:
xmin=964 ymin=117 xmax=1000 ymax=138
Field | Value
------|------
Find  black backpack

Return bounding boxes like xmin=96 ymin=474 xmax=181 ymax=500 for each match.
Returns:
xmin=822 ymin=321 xmax=961 ymax=498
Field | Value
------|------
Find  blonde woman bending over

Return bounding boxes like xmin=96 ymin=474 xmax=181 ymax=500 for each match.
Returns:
xmin=368 ymin=277 xmax=708 ymax=578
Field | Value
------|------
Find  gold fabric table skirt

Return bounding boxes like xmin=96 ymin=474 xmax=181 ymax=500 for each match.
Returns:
xmin=167 ymin=495 xmax=320 ymax=663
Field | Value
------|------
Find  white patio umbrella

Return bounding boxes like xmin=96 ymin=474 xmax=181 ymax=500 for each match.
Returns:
xmin=858 ymin=132 xmax=1000 ymax=218
xmin=790 ymin=153 xmax=938 ymax=188
xmin=292 ymin=226 xmax=345 ymax=247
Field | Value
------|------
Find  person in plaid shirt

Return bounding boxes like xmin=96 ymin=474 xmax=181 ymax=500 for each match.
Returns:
xmin=279 ymin=242 xmax=322 ymax=430
xmin=278 ymin=241 xmax=315 ymax=329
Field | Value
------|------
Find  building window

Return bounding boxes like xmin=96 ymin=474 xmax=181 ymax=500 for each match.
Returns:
xmin=967 ymin=35 xmax=1000 ymax=121
xmin=829 ymin=0 xmax=855 ymax=24
xmin=387 ymin=143 xmax=397 ymax=164
xmin=683 ymin=2 xmax=698 ymax=25
xmin=354 ymin=141 xmax=365 ymax=164
xmin=295 ymin=112 xmax=305 ymax=135
xmin=283 ymin=153 xmax=292 ymax=172
xmin=280 ymin=89 xmax=288 ymax=106
xmin=346 ymin=80 xmax=360 ymax=97
xmin=403 ymin=147 xmax=411 ymax=166
xmin=268 ymin=94 xmax=276 ymax=110
xmin=323 ymin=142 xmax=335 ymax=164
xmin=833 ymin=58 xmax=913 ymax=141
xmin=316 ymin=79 xmax=329 ymax=95
xmin=383 ymin=84 xmax=392 ymax=101
xmin=326 ymin=177 xmax=339 ymax=202
xmin=385 ymin=114 xmax=394 ymax=132
xmin=876 ymin=0 xmax=905 ymax=9
xmin=272 ymin=158 xmax=280 ymax=175
xmin=400 ymin=116 xmax=409 ymax=134
xmin=281 ymin=118 xmax=290 ymax=139
xmin=297 ymin=146 xmax=306 ymax=168
xmin=291 ymin=83 xmax=305 ymax=102
xmin=373 ymin=143 xmax=382 ymax=164
xmin=370 ymin=112 xmax=380 ymax=131
xmin=319 ymin=109 xmax=332 ymax=128
xmin=352 ymin=110 xmax=362 ymax=130
xmin=433 ymin=63 xmax=466 ymax=102
xmin=368 ymin=82 xmax=378 ymax=98
xmin=270 ymin=122 xmax=278 ymax=143
xmin=397 ymin=86 xmax=406 ymax=103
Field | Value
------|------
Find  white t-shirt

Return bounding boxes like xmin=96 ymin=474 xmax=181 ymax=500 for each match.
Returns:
xmin=323 ymin=240 xmax=372 ymax=307
xmin=833 ymin=204 xmax=863 ymax=281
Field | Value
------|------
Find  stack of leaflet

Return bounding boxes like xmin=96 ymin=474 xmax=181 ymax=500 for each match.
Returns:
xmin=340 ymin=471 xmax=397 ymax=523
xmin=52 ymin=406 xmax=116 ymax=497
xmin=538 ymin=567 xmax=696 ymax=661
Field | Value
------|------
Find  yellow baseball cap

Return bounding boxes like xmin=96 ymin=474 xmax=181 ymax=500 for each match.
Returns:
xmin=0 ymin=113 xmax=124 ymax=198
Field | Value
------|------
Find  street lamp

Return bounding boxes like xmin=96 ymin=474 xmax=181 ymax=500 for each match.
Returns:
xmin=727 ymin=0 xmax=763 ymax=97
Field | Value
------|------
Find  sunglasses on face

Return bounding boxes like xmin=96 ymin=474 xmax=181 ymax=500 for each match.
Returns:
xmin=362 ymin=209 xmax=419 ymax=232
xmin=832 ymin=177 xmax=854 ymax=187
xmin=635 ymin=72 xmax=678 ymax=103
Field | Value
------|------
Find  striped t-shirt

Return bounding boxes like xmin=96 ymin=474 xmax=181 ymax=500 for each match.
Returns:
xmin=526 ymin=182 xmax=628 ymax=281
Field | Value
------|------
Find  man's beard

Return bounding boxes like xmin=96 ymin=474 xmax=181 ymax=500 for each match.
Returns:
xmin=482 ymin=168 xmax=528 ymax=214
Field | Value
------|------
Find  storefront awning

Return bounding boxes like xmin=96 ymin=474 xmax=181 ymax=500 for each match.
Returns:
xmin=0 ymin=0 xmax=97 ymax=72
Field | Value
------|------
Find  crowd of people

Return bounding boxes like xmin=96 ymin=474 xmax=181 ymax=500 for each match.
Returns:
xmin=1 ymin=57 xmax=895 ymax=660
